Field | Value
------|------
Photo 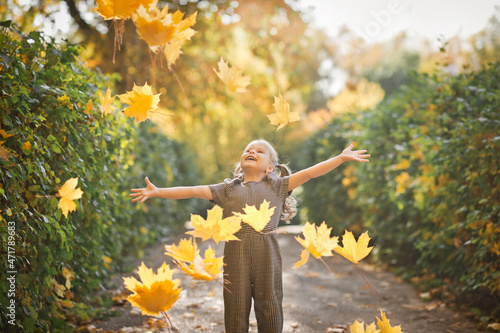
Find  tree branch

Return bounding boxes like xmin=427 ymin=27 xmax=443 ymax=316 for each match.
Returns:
xmin=63 ymin=0 xmax=98 ymax=36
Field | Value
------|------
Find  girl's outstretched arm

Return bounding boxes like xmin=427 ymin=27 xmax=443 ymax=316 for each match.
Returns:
xmin=288 ymin=144 xmax=370 ymax=191
xmin=129 ymin=177 xmax=213 ymax=203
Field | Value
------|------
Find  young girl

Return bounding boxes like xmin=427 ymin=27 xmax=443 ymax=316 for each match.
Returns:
xmin=130 ymin=139 xmax=370 ymax=333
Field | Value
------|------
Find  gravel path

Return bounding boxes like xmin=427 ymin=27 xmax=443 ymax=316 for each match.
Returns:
xmin=90 ymin=226 xmax=479 ymax=333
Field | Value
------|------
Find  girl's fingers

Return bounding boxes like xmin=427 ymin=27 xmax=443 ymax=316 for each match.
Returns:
xmin=129 ymin=192 xmax=141 ymax=197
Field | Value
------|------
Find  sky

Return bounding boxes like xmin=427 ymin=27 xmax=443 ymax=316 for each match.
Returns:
xmin=297 ymin=0 xmax=500 ymax=45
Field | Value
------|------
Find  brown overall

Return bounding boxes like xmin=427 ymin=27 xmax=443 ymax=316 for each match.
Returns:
xmin=209 ymin=173 xmax=289 ymax=333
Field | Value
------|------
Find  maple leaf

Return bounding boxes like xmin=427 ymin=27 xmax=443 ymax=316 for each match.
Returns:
xmin=164 ymin=39 xmax=185 ymax=67
xmin=267 ymin=93 xmax=300 ymax=131
xmin=58 ymin=177 xmax=84 ymax=218
xmin=294 ymin=222 xmax=338 ymax=270
xmin=175 ymin=246 xmax=223 ymax=282
xmin=93 ymin=0 xmax=156 ymax=20
xmin=171 ymin=9 xmax=197 ymax=41
xmin=165 ymin=238 xmax=199 ymax=263
xmin=213 ymin=57 xmax=251 ymax=93
xmin=233 ymin=200 xmax=275 ymax=232
xmin=133 ymin=5 xmax=196 ymax=48
xmin=377 ymin=310 xmax=403 ymax=333
xmin=350 ymin=320 xmax=379 ymax=333
xmin=186 ymin=205 xmax=241 ymax=243
xmin=123 ymin=262 xmax=181 ymax=317
xmin=99 ymin=88 xmax=116 ymax=115
xmin=334 ymin=230 xmax=373 ymax=264
xmin=118 ymin=82 xmax=160 ymax=123
xmin=293 ymin=249 xmax=310 ymax=269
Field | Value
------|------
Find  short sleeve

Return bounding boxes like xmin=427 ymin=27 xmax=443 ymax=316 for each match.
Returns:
xmin=266 ymin=172 xmax=290 ymax=200
xmin=209 ymin=178 xmax=237 ymax=206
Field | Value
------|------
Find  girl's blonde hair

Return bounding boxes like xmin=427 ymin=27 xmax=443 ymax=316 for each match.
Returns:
xmin=233 ymin=139 xmax=298 ymax=223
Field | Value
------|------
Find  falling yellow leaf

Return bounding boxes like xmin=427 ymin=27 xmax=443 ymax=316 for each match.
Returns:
xmin=294 ymin=222 xmax=338 ymax=268
xmin=350 ymin=320 xmax=379 ymax=333
xmin=297 ymin=222 xmax=338 ymax=258
xmin=123 ymin=262 xmax=181 ymax=317
xmin=334 ymin=230 xmax=373 ymax=264
xmin=187 ymin=205 xmax=241 ymax=244
xmin=267 ymin=93 xmax=300 ymax=131
xmin=58 ymin=177 xmax=84 ymax=218
xmin=99 ymin=88 xmax=116 ymax=115
xmin=233 ymin=200 xmax=275 ymax=232
xmin=293 ymin=248 xmax=310 ymax=269
xmin=377 ymin=310 xmax=403 ymax=333
xmin=93 ymin=0 xmax=156 ymax=20
xmin=133 ymin=5 xmax=196 ymax=48
xmin=118 ymin=82 xmax=160 ymax=123
xmin=201 ymin=247 xmax=223 ymax=277
xmin=213 ymin=57 xmax=251 ymax=93
xmin=164 ymin=39 xmax=185 ymax=66
xmin=165 ymin=238 xmax=199 ymax=263
xmin=175 ymin=246 xmax=223 ymax=282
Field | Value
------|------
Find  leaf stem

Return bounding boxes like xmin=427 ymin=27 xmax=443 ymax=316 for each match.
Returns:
xmin=353 ymin=264 xmax=377 ymax=296
xmin=169 ymin=66 xmax=188 ymax=102
xmin=236 ymin=94 xmax=252 ymax=116
xmin=150 ymin=111 xmax=176 ymax=130
xmin=319 ymin=257 xmax=334 ymax=275
xmin=274 ymin=122 xmax=289 ymax=150
xmin=161 ymin=310 xmax=173 ymax=333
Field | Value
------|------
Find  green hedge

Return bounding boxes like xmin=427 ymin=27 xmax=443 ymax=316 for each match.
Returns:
xmin=300 ymin=64 xmax=500 ymax=320
xmin=0 ymin=22 xmax=199 ymax=332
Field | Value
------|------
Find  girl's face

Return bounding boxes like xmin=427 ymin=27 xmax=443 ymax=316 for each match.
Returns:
xmin=240 ymin=142 xmax=274 ymax=175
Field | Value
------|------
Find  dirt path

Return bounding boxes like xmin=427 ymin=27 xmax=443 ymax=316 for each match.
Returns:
xmin=90 ymin=226 xmax=479 ymax=333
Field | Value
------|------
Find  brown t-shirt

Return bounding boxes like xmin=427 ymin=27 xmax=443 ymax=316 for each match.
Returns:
xmin=209 ymin=172 xmax=290 ymax=234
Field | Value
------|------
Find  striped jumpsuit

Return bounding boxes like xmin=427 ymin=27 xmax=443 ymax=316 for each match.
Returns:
xmin=209 ymin=172 xmax=289 ymax=333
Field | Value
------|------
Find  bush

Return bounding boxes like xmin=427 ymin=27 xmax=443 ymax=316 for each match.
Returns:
xmin=0 ymin=22 xmax=199 ymax=332
xmin=301 ymin=63 xmax=500 ymax=319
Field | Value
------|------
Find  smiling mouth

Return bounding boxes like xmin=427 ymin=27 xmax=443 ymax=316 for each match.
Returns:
xmin=245 ymin=156 xmax=257 ymax=161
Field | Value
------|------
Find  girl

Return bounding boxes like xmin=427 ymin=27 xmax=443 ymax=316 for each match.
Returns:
xmin=130 ymin=139 xmax=370 ymax=333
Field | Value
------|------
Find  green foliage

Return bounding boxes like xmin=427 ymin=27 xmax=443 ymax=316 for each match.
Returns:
xmin=0 ymin=23 xmax=199 ymax=332
xmin=301 ymin=64 xmax=500 ymax=316
xmin=362 ymin=50 xmax=421 ymax=96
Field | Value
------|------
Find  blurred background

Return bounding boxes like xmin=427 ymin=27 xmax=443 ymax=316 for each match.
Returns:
xmin=2 ymin=0 xmax=498 ymax=183
xmin=1 ymin=0 xmax=499 ymax=330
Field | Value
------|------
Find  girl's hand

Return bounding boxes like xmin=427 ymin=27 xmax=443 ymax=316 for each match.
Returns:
xmin=129 ymin=177 xmax=158 ymax=203
xmin=341 ymin=144 xmax=370 ymax=163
